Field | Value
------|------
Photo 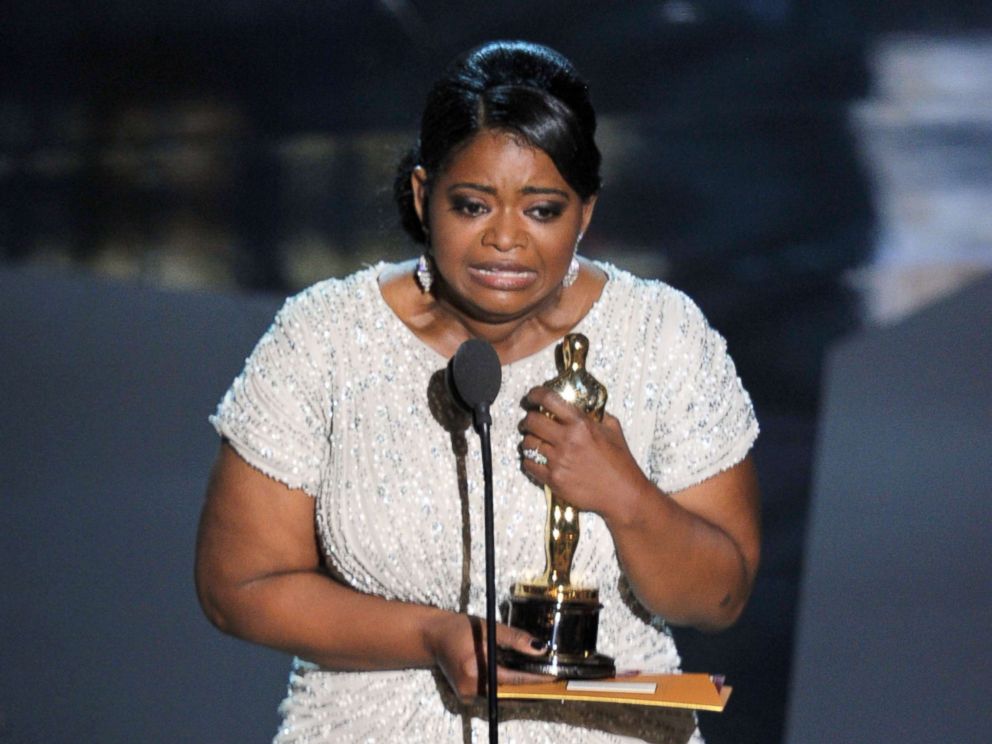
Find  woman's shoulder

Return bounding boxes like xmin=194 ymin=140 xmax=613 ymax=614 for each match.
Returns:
xmin=289 ymin=263 xmax=383 ymax=305
xmin=277 ymin=263 xmax=386 ymax=322
xmin=592 ymin=259 xmax=705 ymax=328
xmin=254 ymin=264 xmax=390 ymax=360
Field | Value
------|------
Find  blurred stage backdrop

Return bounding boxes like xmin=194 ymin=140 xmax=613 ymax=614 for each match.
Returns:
xmin=1 ymin=2 xmax=990 ymax=743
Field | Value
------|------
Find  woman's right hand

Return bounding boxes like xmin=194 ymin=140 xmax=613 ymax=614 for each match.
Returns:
xmin=423 ymin=612 xmax=550 ymax=702
xmin=197 ymin=444 xmax=556 ymax=688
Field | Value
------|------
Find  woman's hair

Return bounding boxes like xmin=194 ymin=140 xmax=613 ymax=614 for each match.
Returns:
xmin=394 ymin=40 xmax=601 ymax=244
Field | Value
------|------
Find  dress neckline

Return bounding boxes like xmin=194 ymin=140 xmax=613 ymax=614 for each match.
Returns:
xmin=367 ymin=260 xmax=617 ymax=371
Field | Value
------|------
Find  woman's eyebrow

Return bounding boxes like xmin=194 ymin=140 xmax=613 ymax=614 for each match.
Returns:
xmin=520 ymin=186 xmax=570 ymax=199
xmin=447 ymin=182 xmax=496 ymax=195
xmin=447 ymin=182 xmax=571 ymax=200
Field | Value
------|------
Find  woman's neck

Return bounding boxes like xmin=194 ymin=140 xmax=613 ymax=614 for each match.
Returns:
xmin=379 ymin=258 xmax=607 ymax=365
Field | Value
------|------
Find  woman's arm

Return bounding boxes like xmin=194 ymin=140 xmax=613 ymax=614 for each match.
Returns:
xmin=194 ymin=442 xmax=544 ymax=699
xmin=519 ymin=388 xmax=760 ymax=632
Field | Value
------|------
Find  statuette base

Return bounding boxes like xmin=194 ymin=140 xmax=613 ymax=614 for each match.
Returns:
xmin=497 ymin=647 xmax=616 ymax=680
xmin=499 ymin=583 xmax=615 ymax=680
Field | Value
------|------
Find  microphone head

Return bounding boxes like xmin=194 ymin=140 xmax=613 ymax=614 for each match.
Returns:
xmin=448 ymin=339 xmax=502 ymax=414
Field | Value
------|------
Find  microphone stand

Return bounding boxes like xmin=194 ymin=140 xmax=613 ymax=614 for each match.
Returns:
xmin=474 ymin=405 xmax=499 ymax=744
xmin=449 ymin=339 xmax=503 ymax=744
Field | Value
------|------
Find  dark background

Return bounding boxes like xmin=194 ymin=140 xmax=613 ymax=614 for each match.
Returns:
xmin=2 ymin=2 xmax=990 ymax=743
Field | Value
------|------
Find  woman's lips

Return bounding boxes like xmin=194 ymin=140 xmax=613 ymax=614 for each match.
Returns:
xmin=467 ymin=263 xmax=538 ymax=290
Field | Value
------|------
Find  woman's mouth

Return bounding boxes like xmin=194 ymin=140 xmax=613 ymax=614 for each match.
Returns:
xmin=467 ymin=264 xmax=538 ymax=290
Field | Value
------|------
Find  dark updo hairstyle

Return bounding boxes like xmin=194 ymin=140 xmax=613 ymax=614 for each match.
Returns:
xmin=394 ymin=40 xmax=602 ymax=245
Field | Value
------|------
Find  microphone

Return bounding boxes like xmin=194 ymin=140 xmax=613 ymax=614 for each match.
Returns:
xmin=447 ymin=338 xmax=502 ymax=431
xmin=447 ymin=338 xmax=502 ymax=744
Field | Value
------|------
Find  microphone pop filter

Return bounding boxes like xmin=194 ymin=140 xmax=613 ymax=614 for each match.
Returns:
xmin=448 ymin=339 xmax=501 ymax=417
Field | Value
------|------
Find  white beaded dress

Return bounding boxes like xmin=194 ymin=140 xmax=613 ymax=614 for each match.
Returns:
xmin=210 ymin=261 xmax=759 ymax=744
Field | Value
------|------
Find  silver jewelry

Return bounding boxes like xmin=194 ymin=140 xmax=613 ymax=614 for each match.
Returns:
xmin=416 ymin=254 xmax=433 ymax=293
xmin=562 ymin=232 xmax=583 ymax=288
xmin=562 ymin=255 xmax=580 ymax=288
xmin=522 ymin=447 xmax=548 ymax=466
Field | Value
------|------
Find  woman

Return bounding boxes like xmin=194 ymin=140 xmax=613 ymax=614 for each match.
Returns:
xmin=196 ymin=41 xmax=760 ymax=743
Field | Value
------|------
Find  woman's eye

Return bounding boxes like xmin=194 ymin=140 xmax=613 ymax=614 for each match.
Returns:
xmin=528 ymin=203 xmax=564 ymax=221
xmin=451 ymin=198 xmax=488 ymax=216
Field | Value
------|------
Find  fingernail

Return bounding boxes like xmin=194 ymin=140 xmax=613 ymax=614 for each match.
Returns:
xmin=530 ymin=639 xmax=548 ymax=652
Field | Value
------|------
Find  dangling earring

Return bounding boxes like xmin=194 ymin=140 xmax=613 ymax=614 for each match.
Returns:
xmin=562 ymin=232 xmax=583 ymax=288
xmin=416 ymin=225 xmax=433 ymax=293
xmin=416 ymin=253 xmax=433 ymax=293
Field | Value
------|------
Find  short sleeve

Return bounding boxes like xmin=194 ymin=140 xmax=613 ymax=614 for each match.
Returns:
xmin=647 ymin=292 xmax=759 ymax=493
xmin=209 ymin=290 xmax=332 ymax=496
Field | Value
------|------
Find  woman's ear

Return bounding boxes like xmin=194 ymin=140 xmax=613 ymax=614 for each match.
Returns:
xmin=579 ymin=194 xmax=598 ymax=237
xmin=411 ymin=166 xmax=429 ymax=227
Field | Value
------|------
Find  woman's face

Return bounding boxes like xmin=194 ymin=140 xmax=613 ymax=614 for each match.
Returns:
xmin=412 ymin=129 xmax=596 ymax=324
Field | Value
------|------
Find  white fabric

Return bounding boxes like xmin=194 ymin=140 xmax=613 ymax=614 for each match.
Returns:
xmin=211 ymin=261 xmax=758 ymax=743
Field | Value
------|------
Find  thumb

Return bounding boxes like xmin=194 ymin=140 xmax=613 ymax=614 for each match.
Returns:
xmin=601 ymin=411 xmax=623 ymax=434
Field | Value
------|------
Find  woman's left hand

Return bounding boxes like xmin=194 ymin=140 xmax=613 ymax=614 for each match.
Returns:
xmin=520 ymin=386 xmax=761 ymax=630
xmin=518 ymin=386 xmax=650 ymax=519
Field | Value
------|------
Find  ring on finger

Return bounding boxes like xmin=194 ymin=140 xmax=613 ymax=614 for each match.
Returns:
xmin=522 ymin=447 xmax=548 ymax=466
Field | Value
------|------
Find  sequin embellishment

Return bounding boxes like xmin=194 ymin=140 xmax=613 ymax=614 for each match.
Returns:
xmin=210 ymin=262 xmax=758 ymax=743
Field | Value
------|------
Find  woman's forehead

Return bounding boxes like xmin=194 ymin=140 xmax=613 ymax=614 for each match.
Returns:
xmin=437 ymin=130 xmax=572 ymax=193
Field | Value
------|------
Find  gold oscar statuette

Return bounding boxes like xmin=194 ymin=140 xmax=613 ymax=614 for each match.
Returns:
xmin=498 ymin=333 xmax=616 ymax=679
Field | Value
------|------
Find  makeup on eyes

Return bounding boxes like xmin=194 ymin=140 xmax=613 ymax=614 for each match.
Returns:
xmin=447 ymin=190 xmax=567 ymax=222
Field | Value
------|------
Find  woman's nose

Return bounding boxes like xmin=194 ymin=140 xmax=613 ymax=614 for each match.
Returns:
xmin=482 ymin=212 xmax=525 ymax=252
